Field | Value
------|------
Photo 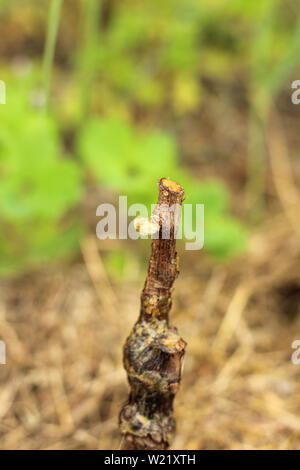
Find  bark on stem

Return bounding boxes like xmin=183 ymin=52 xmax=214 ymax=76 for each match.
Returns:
xmin=119 ymin=178 xmax=186 ymax=450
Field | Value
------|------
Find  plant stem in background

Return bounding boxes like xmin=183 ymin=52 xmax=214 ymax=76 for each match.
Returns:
xmin=119 ymin=178 xmax=186 ymax=450
xmin=79 ymin=0 xmax=102 ymax=121
xmin=246 ymin=2 xmax=300 ymax=222
xmin=43 ymin=0 xmax=63 ymax=110
xmin=246 ymin=95 xmax=269 ymax=222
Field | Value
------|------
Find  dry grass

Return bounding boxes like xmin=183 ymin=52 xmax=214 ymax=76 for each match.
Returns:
xmin=0 ymin=215 xmax=300 ymax=450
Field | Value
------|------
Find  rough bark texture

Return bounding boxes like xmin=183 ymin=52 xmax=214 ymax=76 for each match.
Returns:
xmin=119 ymin=178 xmax=186 ymax=450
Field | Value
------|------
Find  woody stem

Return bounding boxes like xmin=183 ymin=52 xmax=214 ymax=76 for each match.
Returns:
xmin=119 ymin=178 xmax=186 ymax=450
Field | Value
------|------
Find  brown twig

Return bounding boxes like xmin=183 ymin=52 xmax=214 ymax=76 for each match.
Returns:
xmin=119 ymin=178 xmax=186 ymax=450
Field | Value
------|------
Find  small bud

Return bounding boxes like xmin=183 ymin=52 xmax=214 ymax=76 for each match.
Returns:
xmin=134 ymin=216 xmax=159 ymax=236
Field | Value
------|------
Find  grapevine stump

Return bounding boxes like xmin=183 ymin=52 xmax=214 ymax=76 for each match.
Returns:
xmin=119 ymin=178 xmax=186 ymax=450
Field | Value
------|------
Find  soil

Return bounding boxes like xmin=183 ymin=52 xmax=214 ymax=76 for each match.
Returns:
xmin=0 ymin=213 xmax=299 ymax=450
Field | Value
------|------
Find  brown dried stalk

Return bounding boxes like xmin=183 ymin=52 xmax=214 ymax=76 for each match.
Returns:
xmin=119 ymin=178 xmax=186 ymax=450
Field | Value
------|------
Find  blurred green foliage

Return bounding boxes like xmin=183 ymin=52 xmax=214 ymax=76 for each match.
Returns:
xmin=0 ymin=72 xmax=82 ymax=276
xmin=1 ymin=0 xmax=299 ymax=277
xmin=78 ymin=0 xmax=300 ymax=115
xmin=0 ymin=69 xmax=245 ymax=277
xmin=78 ymin=116 xmax=246 ymax=259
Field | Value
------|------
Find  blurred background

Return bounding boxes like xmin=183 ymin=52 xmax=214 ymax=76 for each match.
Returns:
xmin=0 ymin=0 xmax=300 ymax=450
